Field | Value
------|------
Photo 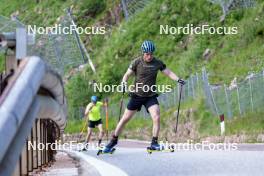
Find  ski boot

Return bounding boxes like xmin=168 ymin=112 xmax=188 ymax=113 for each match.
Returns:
xmin=97 ymin=136 xmax=118 ymax=155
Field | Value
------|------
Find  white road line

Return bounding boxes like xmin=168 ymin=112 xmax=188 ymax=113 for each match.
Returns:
xmin=67 ymin=150 xmax=128 ymax=176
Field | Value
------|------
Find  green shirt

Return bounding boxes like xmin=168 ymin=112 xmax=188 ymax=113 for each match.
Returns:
xmin=88 ymin=101 xmax=103 ymax=121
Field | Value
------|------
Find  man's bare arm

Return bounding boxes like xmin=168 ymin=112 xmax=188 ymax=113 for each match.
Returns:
xmin=162 ymin=68 xmax=179 ymax=81
xmin=122 ymin=68 xmax=134 ymax=82
xmin=84 ymin=103 xmax=93 ymax=116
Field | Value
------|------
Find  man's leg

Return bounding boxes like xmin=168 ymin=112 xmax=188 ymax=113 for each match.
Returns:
xmin=85 ymin=127 xmax=93 ymax=144
xmin=114 ymin=108 xmax=137 ymax=136
xmin=148 ymin=104 xmax=160 ymax=138
xmin=97 ymin=124 xmax=104 ymax=146
xmin=82 ymin=127 xmax=92 ymax=151
xmin=104 ymin=109 xmax=136 ymax=150
xmin=148 ymin=104 xmax=162 ymax=149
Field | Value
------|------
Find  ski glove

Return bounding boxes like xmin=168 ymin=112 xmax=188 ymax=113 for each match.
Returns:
xmin=177 ymin=79 xmax=186 ymax=85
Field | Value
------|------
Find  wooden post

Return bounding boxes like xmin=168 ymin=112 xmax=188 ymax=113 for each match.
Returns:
xmin=105 ymin=98 xmax=109 ymax=142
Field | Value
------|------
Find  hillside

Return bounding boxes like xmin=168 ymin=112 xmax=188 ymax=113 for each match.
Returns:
xmin=1 ymin=0 xmax=264 ymax=140
xmin=66 ymin=0 xmax=264 ymax=114
xmin=64 ymin=0 xmax=264 ymax=139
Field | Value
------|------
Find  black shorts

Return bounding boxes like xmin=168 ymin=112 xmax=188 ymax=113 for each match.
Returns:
xmin=127 ymin=94 xmax=159 ymax=113
xmin=88 ymin=119 xmax=102 ymax=128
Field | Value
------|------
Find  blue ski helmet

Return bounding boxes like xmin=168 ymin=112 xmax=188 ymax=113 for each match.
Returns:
xmin=91 ymin=95 xmax=97 ymax=103
xmin=141 ymin=40 xmax=155 ymax=53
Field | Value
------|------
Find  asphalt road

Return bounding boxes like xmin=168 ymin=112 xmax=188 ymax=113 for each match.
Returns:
xmin=79 ymin=142 xmax=264 ymax=176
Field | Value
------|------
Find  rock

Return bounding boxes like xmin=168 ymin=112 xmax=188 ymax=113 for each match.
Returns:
xmin=161 ymin=4 xmax=168 ymax=14
xmin=203 ymin=48 xmax=211 ymax=61
xmin=220 ymin=14 xmax=226 ymax=23
xmin=229 ymin=77 xmax=237 ymax=90
xmin=257 ymin=134 xmax=264 ymax=142
xmin=170 ymin=14 xmax=178 ymax=21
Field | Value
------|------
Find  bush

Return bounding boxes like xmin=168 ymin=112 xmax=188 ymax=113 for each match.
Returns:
xmin=81 ymin=0 xmax=106 ymax=17
xmin=0 ymin=54 xmax=5 ymax=73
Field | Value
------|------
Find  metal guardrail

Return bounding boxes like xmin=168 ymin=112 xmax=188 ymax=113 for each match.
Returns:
xmin=0 ymin=11 xmax=96 ymax=174
xmin=0 ymin=26 xmax=67 ymax=175
xmin=0 ymin=56 xmax=67 ymax=176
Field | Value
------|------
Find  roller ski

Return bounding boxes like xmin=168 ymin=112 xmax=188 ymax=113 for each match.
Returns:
xmin=97 ymin=136 xmax=118 ymax=156
xmin=79 ymin=140 xmax=103 ymax=152
xmin=78 ymin=142 xmax=89 ymax=152
xmin=97 ymin=147 xmax=116 ymax=155
xmin=147 ymin=143 xmax=174 ymax=154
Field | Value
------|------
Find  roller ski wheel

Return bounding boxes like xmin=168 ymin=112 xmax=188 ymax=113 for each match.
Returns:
xmin=146 ymin=146 xmax=174 ymax=154
xmin=97 ymin=148 xmax=116 ymax=156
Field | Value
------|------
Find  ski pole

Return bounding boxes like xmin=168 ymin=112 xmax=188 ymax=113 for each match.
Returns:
xmin=105 ymin=98 xmax=109 ymax=142
xmin=78 ymin=117 xmax=88 ymax=143
xmin=174 ymin=84 xmax=184 ymax=133
xmin=118 ymin=91 xmax=125 ymax=122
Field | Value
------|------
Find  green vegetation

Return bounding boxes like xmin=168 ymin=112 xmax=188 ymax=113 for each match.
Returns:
xmin=0 ymin=0 xmax=119 ymax=26
xmin=181 ymin=97 xmax=264 ymax=139
xmin=1 ymin=0 xmax=263 ymax=140
xmin=65 ymin=95 xmax=264 ymax=142
xmin=66 ymin=0 xmax=264 ymax=117
xmin=0 ymin=54 xmax=4 ymax=72
xmin=226 ymin=112 xmax=264 ymax=135
xmin=65 ymin=115 xmax=152 ymax=136
xmin=65 ymin=119 xmax=84 ymax=134
xmin=0 ymin=0 xmax=73 ymax=25
xmin=80 ymin=0 xmax=106 ymax=16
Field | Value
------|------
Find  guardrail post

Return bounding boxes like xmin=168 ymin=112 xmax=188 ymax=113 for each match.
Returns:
xmin=47 ymin=122 xmax=50 ymax=164
xmin=35 ymin=120 xmax=39 ymax=170
xmin=28 ymin=129 xmax=33 ymax=173
xmin=60 ymin=130 xmax=64 ymax=144
xmin=6 ymin=54 xmax=17 ymax=75
xmin=12 ymin=160 xmax=20 ymax=176
xmin=47 ymin=121 xmax=51 ymax=164
xmin=32 ymin=120 xmax=38 ymax=170
xmin=21 ymin=143 xmax=27 ymax=175
xmin=40 ymin=120 xmax=44 ymax=167
xmin=43 ymin=120 xmax=47 ymax=165
xmin=1 ymin=28 xmax=28 ymax=75
xmin=37 ymin=119 xmax=41 ymax=169
xmin=1 ymin=32 xmax=17 ymax=75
